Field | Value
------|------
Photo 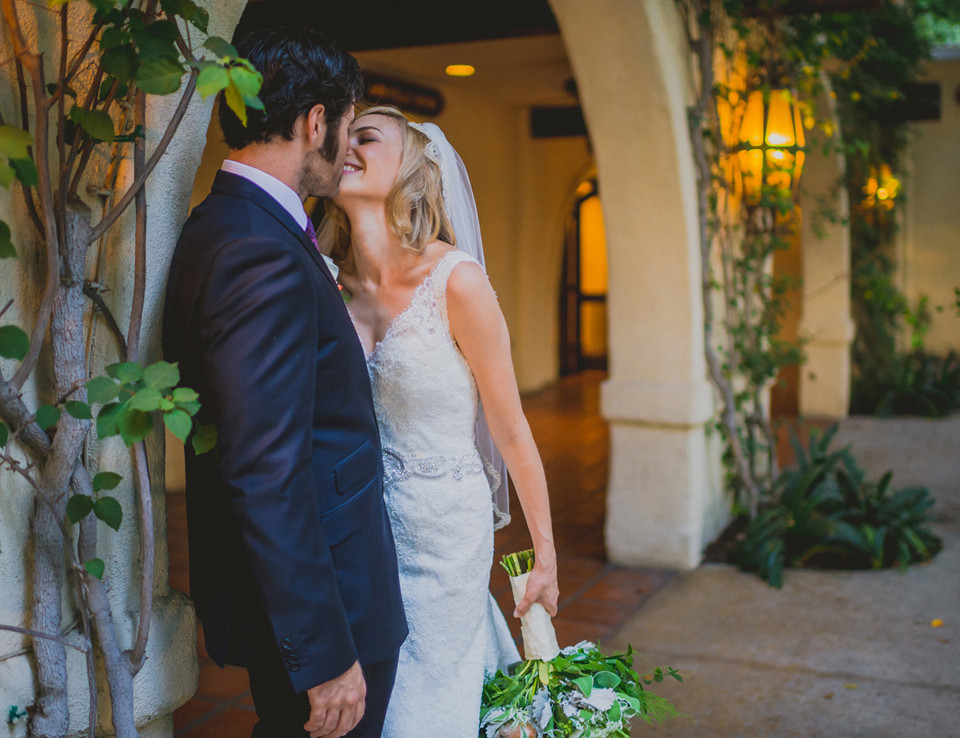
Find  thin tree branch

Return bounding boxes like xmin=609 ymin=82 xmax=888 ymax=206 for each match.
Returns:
xmin=0 ymin=625 xmax=90 ymax=653
xmin=2 ymin=0 xmax=61 ymax=393
xmin=14 ymin=59 xmax=44 ymax=237
xmin=87 ymin=68 xmax=198 ymax=245
xmin=126 ymin=89 xmax=147 ymax=360
xmin=47 ymin=18 xmax=105 ymax=108
xmin=83 ymin=285 xmax=128 ymax=358
xmin=128 ymin=440 xmax=153 ymax=672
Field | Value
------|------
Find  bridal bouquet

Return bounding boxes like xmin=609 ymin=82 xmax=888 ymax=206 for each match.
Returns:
xmin=480 ymin=551 xmax=684 ymax=738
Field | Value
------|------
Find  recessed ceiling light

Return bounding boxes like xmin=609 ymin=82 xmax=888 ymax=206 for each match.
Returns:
xmin=446 ymin=64 xmax=475 ymax=77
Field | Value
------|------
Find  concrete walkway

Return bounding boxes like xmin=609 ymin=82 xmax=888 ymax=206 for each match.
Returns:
xmin=611 ymin=417 xmax=960 ymax=737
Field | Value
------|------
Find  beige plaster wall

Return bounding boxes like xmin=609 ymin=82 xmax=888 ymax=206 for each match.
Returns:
xmin=799 ymin=82 xmax=854 ymax=419
xmin=902 ymin=56 xmax=960 ymax=353
xmin=0 ymin=1 xmax=246 ymax=734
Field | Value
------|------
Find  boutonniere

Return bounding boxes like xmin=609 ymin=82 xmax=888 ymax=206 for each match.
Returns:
xmin=338 ymin=283 xmax=352 ymax=303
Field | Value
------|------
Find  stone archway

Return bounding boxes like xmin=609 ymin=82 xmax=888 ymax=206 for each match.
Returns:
xmin=549 ymin=0 xmax=727 ymax=568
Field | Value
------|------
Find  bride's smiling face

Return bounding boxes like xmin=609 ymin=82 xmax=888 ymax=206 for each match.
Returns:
xmin=333 ymin=114 xmax=404 ymax=206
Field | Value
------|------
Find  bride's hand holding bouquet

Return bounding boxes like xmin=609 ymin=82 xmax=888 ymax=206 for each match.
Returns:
xmin=483 ymin=551 xmax=686 ymax=738
xmin=513 ymin=547 xmax=559 ymax=619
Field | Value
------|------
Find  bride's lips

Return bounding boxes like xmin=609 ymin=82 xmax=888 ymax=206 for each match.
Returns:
xmin=342 ymin=162 xmax=361 ymax=174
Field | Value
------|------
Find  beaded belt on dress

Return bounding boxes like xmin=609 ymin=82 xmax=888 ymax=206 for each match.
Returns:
xmin=382 ymin=446 xmax=485 ymax=486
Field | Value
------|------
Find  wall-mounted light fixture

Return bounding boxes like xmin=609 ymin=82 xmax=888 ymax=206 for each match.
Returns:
xmin=737 ymin=89 xmax=806 ymax=205
xmin=445 ymin=64 xmax=475 ymax=77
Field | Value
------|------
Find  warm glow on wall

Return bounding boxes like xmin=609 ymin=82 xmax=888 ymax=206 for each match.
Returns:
xmin=862 ymin=164 xmax=900 ymax=211
xmin=445 ymin=64 xmax=475 ymax=77
xmin=579 ymin=195 xmax=608 ymax=296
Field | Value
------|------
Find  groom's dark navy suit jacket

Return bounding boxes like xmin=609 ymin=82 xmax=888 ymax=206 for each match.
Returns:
xmin=162 ymin=171 xmax=407 ymax=693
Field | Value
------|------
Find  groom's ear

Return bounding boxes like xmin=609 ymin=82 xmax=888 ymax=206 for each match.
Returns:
xmin=304 ymin=104 xmax=327 ymax=147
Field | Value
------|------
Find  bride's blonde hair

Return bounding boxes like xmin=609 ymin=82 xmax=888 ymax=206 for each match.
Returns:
xmin=324 ymin=105 xmax=455 ymax=265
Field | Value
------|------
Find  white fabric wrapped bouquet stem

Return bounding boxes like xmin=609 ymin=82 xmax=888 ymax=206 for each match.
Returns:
xmin=508 ymin=571 xmax=560 ymax=661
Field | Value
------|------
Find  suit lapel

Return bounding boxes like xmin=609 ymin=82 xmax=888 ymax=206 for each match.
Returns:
xmin=212 ymin=171 xmax=340 ymax=291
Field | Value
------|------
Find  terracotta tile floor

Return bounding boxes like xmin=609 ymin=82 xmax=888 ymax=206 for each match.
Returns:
xmin=167 ymin=370 xmax=673 ymax=736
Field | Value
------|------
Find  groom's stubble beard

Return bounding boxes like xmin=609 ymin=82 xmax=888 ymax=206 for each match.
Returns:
xmin=299 ymin=119 xmax=347 ymax=199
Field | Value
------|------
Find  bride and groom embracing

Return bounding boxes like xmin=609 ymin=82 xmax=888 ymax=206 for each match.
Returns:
xmin=162 ymin=25 xmax=559 ymax=738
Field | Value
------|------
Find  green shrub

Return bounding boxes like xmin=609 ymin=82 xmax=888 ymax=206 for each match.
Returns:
xmin=736 ymin=426 xmax=943 ymax=587
xmin=852 ymin=350 xmax=960 ymax=418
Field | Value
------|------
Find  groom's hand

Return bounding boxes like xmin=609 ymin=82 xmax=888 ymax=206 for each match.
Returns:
xmin=304 ymin=661 xmax=366 ymax=738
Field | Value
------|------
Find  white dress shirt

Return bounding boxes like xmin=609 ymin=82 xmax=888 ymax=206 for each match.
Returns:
xmin=221 ymin=159 xmax=339 ymax=279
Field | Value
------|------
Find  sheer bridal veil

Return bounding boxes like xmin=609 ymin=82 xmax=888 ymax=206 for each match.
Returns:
xmin=415 ymin=122 xmax=511 ymax=530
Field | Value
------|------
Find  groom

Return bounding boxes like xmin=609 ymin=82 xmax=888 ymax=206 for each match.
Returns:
xmin=163 ymin=27 xmax=407 ymax=738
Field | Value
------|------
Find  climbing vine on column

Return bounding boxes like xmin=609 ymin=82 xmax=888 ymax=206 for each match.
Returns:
xmin=0 ymin=0 xmax=259 ymax=735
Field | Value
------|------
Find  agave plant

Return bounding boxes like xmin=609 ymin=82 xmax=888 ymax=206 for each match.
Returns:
xmin=736 ymin=425 xmax=943 ymax=587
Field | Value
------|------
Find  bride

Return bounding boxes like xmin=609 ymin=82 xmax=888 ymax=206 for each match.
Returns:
xmin=318 ymin=105 xmax=559 ymax=736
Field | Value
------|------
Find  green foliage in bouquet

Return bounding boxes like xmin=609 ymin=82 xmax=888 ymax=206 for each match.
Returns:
xmin=486 ymin=552 xmax=684 ymax=737
xmin=501 ymin=549 xmax=536 ymax=577
xmin=736 ymin=425 xmax=942 ymax=588
xmin=481 ymin=644 xmax=683 ymax=737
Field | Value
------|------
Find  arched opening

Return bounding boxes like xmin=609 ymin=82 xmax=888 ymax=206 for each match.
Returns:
xmin=560 ymin=178 xmax=609 ymax=375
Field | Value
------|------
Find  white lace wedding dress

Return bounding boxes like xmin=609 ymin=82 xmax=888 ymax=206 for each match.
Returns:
xmin=357 ymin=249 xmax=520 ymax=737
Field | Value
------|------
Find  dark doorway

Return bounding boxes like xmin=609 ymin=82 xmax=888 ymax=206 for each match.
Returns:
xmin=560 ymin=180 xmax=609 ymax=375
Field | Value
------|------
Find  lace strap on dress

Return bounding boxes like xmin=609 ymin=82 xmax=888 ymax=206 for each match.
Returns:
xmin=430 ymin=249 xmax=480 ymax=333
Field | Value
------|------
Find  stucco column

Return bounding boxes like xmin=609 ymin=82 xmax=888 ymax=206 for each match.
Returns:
xmin=0 ymin=1 xmax=246 ymax=734
xmin=799 ymin=85 xmax=854 ymax=419
xmin=550 ymin=0 xmax=726 ymax=569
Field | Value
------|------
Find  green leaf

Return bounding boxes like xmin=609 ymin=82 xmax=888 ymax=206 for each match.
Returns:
xmin=143 ymin=360 xmax=179 ymax=389
xmin=0 ymin=221 xmax=16 ymax=259
xmin=66 ymin=494 xmax=94 ymax=524
xmin=86 ymin=376 xmax=120 ymax=405
xmin=130 ymin=387 xmax=163 ymax=411
xmin=224 ymin=80 xmax=247 ymax=126
xmin=88 ymin=0 xmax=116 ymax=14
xmin=191 ymin=422 xmax=217 ymax=455
xmin=46 ymin=82 xmax=78 ymax=99
xmin=99 ymin=26 xmax=125 ymax=50
xmin=594 ymin=671 xmax=621 ymax=689
xmin=0 ymin=125 xmax=33 ymax=160
xmin=0 ymin=325 xmax=29 ymax=360
xmin=196 ymin=65 xmax=229 ymax=99
xmin=134 ymin=57 xmax=185 ymax=95
xmin=163 ymin=408 xmax=191 ymax=442
xmin=10 ymin=158 xmax=38 ymax=187
xmin=118 ymin=407 xmax=153 ymax=446
xmin=35 ymin=404 xmax=61 ymax=431
xmin=0 ymin=421 xmax=8 ymax=447
xmin=228 ymin=65 xmax=262 ymax=97
xmin=0 ymin=159 xmax=14 ymax=188
xmin=0 ymin=159 xmax=15 ymax=188
xmin=608 ymin=700 xmax=622 ymax=722
xmin=70 ymin=106 xmax=115 ymax=143
xmin=203 ymin=36 xmax=237 ymax=60
xmin=172 ymin=387 xmax=198 ymax=403
xmin=99 ymin=76 xmax=128 ymax=102
xmin=84 ymin=558 xmax=105 ymax=579
xmin=92 ymin=471 xmax=122 ymax=492
xmin=190 ymin=5 xmax=209 ymax=32
xmin=65 ymin=400 xmax=93 ymax=420
xmin=107 ymin=361 xmax=143 ymax=384
xmin=573 ymin=676 xmax=593 ymax=698
xmin=96 ymin=402 xmax=123 ymax=438
xmin=94 ymin=496 xmax=123 ymax=531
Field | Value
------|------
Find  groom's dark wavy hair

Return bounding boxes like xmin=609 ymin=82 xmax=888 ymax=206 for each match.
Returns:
xmin=219 ymin=26 xmax=362 ymax=156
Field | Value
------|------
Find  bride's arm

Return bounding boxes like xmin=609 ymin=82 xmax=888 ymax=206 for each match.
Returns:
xmin=447 ymin=260 xmax=559 ymax=618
